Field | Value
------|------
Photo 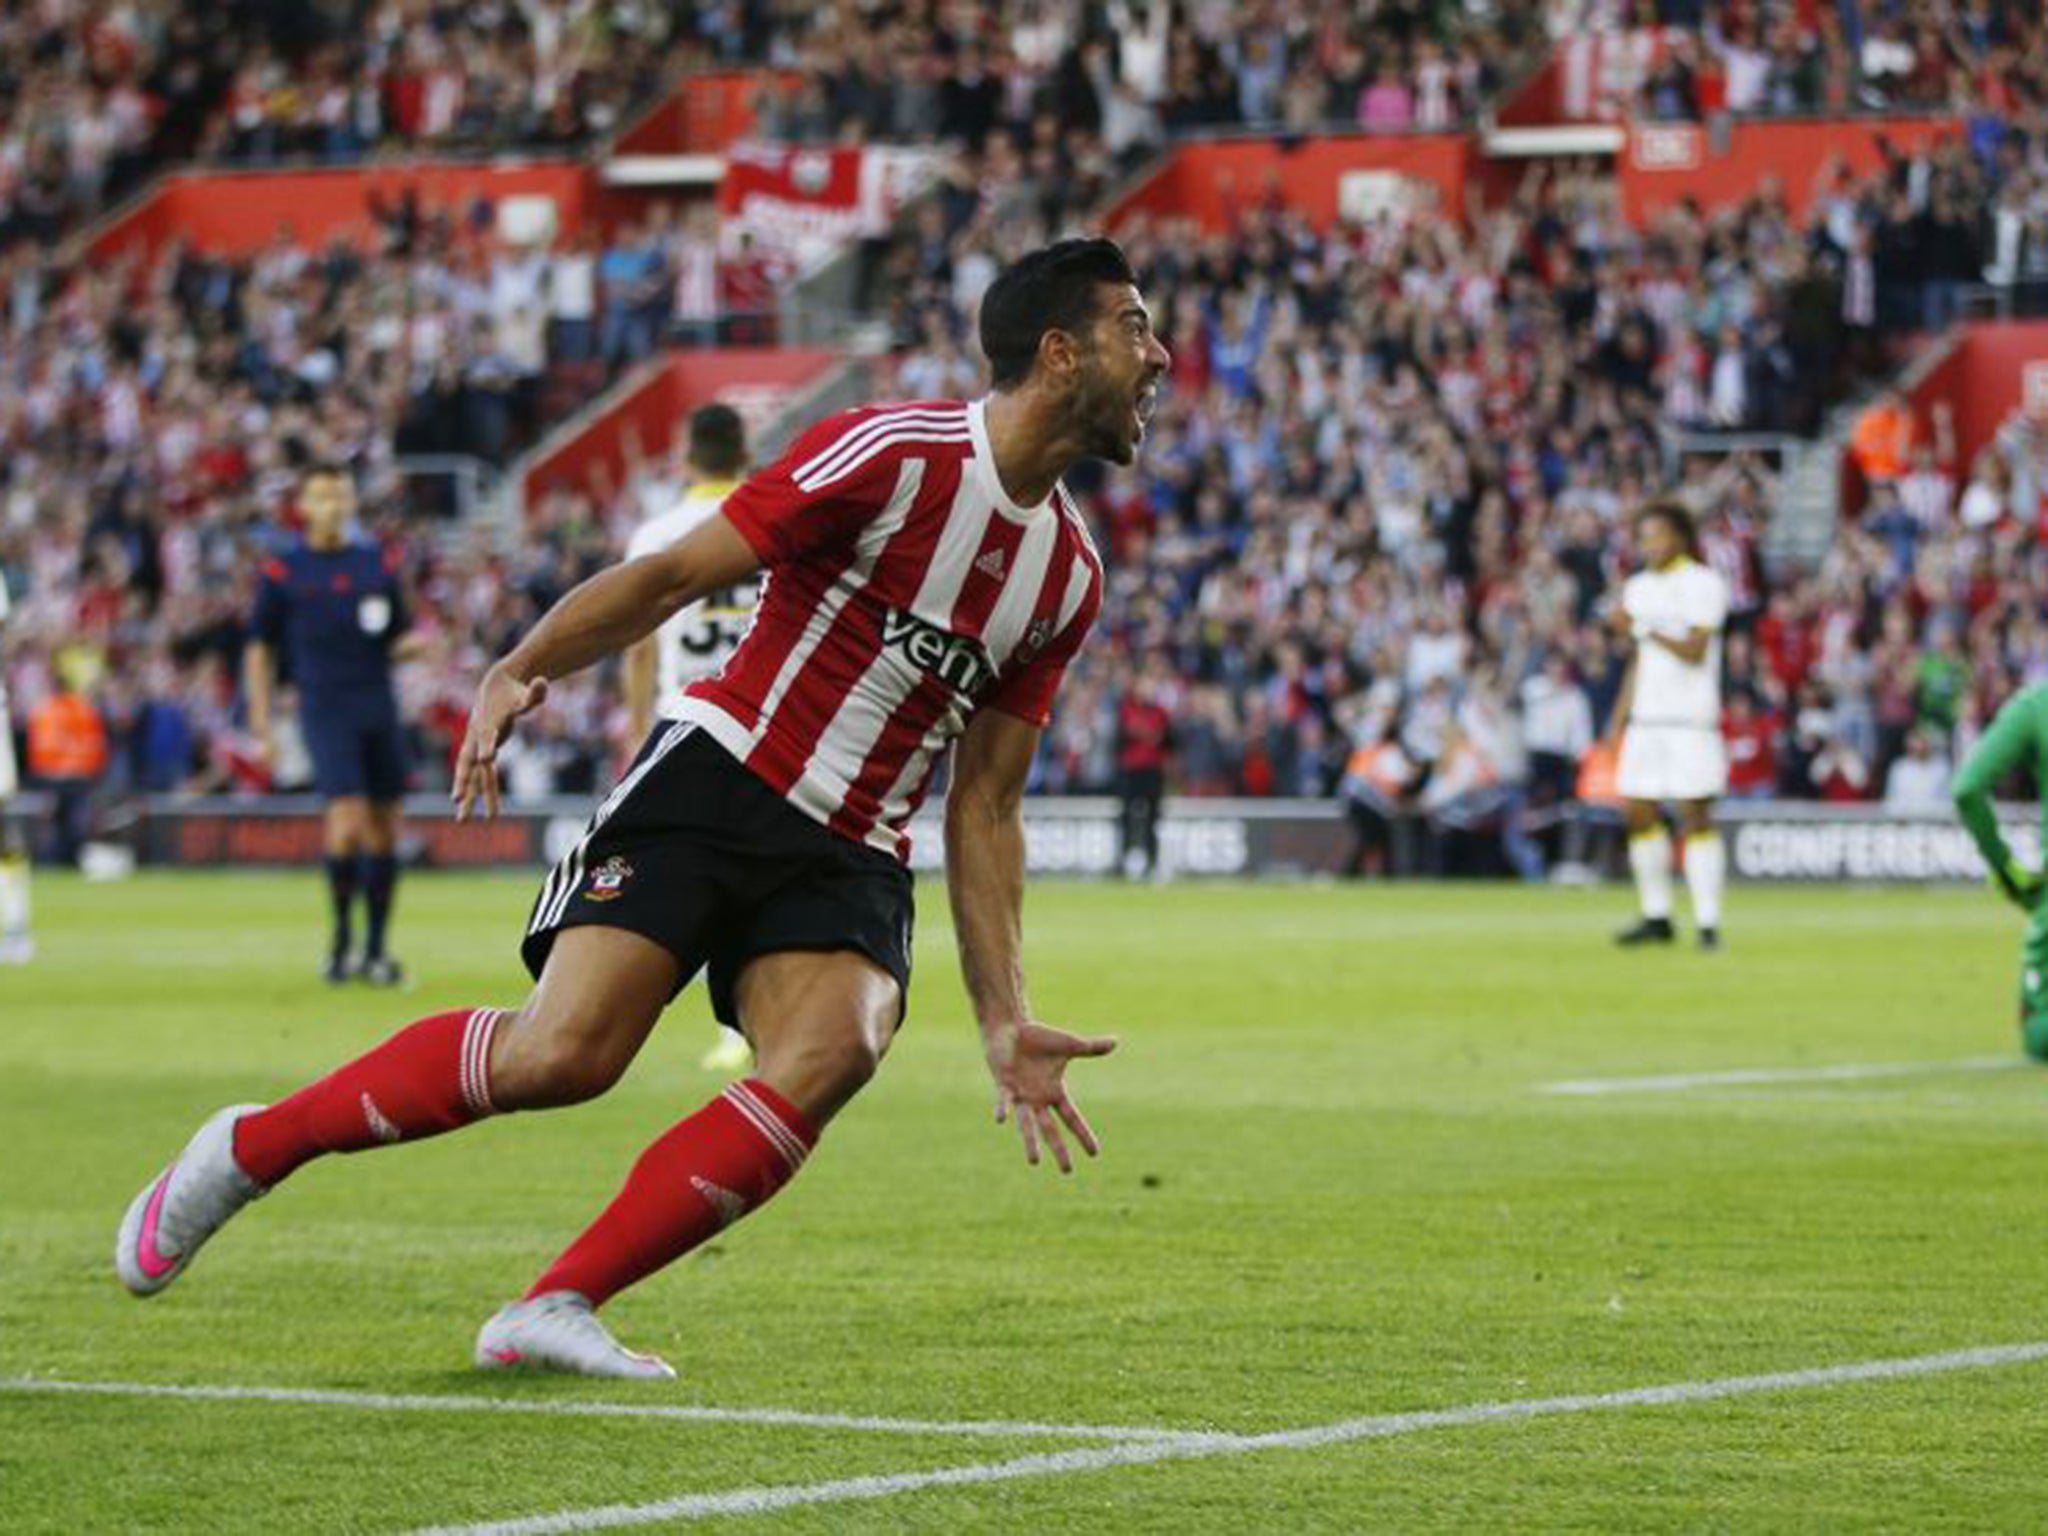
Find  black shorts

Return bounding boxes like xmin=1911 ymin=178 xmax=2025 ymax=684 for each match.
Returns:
xmin=302 ymin=704 xmax=407 ymax=802
xmin=520 ymin=724 xmax=915 ymax=1031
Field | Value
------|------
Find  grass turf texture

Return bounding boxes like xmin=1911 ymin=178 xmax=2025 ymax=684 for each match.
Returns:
xmin=4 ymin=871 xmax=2048 ymax=1531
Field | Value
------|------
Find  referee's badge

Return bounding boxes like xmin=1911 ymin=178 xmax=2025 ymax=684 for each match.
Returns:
xmin=358 ymin=595 xmax=392 ymax=635
xmin=586 ymin=856 xmax=635 ymax=902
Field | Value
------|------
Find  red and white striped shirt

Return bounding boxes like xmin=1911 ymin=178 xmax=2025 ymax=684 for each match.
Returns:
xmin=677 ymin=398 xmax=1104 ymax=861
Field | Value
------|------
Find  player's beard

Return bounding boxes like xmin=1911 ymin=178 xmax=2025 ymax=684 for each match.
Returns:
xmin=1071 ymin=359 xmax=1137 ymax=466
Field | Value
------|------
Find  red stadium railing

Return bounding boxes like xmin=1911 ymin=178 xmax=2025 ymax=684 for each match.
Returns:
xmin=613 ymin=70 xmax=801 ymax=158
xmin=86 ymin=160 xmax=601 ymax=262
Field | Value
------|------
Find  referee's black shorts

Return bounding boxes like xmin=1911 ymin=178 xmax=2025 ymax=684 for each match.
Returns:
xmin=521 ymin=724 xmax=915 ymax=1031
xmin=302 ymin=704 xmax=407 ymax=802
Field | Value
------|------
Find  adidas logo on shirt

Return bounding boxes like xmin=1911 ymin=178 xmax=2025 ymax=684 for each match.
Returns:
xmin=973 ymin=548 xmax=1007 ymax=580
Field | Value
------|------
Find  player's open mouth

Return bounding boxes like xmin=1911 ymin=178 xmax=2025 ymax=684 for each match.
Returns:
xmin=1132 ymin=384 xmax=1158 ymax=435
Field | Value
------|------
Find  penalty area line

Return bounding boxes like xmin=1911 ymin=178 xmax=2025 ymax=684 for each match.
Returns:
xmin=417 ymin=1340 xmax=2048 ymax=1533
xmin=0 ymin=1376 xmax=1210 ymax=1445
xmin=1538 ymin=1055 xmax=2024 ymax=1096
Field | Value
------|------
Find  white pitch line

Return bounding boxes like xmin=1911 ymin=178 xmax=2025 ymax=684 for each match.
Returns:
xmin=0 ymin=1376 xmax=1208 ymax=1444
xmin=1539 ymin=1055 xmax=2024 ymax=1096
xmin=418 ymin=1340 xmax=2048 ymax=1534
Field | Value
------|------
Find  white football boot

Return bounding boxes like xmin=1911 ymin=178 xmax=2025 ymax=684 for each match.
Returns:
xmin=115 ymin=1104 xmax=267 ymax=1296
xmin=475 ymin=1291 xmax=676 ymax=1379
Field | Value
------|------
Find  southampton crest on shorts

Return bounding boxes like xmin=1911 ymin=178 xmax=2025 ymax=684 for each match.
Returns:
xmin=585 ymin=856 xmax=634 ymax=902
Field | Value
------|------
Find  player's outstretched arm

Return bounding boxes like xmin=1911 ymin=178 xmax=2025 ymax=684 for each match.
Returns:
xmin=453 ymin=516 xmax=761 ymax=819
xmin=945 ymin=708 xmax=1116 ymax=1173
xmin=1645 ymin=627 xmax=1713 ymax=664
xmin=241 ymin=639 xmax=277 ymax=772
xmin=1605 ymin=653 xmax=1638 ymax=748
xmin=1954 ymin=690 xmax=2042 ymax=911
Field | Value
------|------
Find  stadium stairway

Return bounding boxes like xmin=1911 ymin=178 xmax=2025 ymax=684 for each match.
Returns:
xmin=1764 ymin=434 xmax=1844 ymax=573
xmin=1763 ymin=328 xmax=1970 ymax=572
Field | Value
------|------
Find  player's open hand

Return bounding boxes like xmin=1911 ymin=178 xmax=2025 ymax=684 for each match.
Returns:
xmin=983 ymin=1020 xmax=1117 ymax=1174
xmin=452 ymin=666 xmax=549 ymax=820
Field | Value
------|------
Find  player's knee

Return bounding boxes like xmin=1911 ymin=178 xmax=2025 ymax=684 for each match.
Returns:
xmin=823 ymin=1020 xmax=888 ymax=1093
xmin=364 ymin=809 xmax=400 ymax=854
xmin=755 ymin=1010 xmax=893 ymax=1120
xmin=325 ymin=801 xmax=370 ymax=851
xmin=785 ymin=1021 xmax=882 ymax=1089
xmin=494 ymin=1003 xmax=637 ymax=1108
xmin=504 ymin=1038 xmax=627 ymax=1108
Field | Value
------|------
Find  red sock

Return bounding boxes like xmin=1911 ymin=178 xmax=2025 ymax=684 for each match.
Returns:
xmin=232 ymin=1008 xmax=508 ymax=1186
xmin=527 ymin=1079 xmax=817 ymax=1308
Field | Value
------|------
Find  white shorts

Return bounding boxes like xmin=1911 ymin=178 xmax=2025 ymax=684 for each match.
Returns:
xmin=1617 ymin=721 xmax=1725 ymax=802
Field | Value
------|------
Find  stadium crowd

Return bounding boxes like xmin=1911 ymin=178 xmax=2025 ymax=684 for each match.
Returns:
xmin=853 ymin=117 xmax=2048 ymax=872
xmin=9 ymin=1 xmax=2044 ymax=253
xmin=0 ymin=0 xmax=765 ymax=257
xmin=0 ymin=0 xmax=213 ymax=251
xmin=7 ymin=8 xmax=2048 ymax=878
xmin=1613 ymin=0 xmax=2048 ymax=123
xmin=8 ymin=141 xmax=2048 ymax=865
xmin=751 ymin=0 xmax=1546 ymax=154
xmin=2 ymin=0 xmax=1547 ymax=258
xmin=0 ymin=186 xmax=752 ymax=806
xmin=1552 ymin=0 xmax=2048 ymax=122
xmin=204 ymin=0 xmax=696 ymax=164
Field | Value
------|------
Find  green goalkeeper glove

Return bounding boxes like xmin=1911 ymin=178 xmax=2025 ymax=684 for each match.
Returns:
xmin=1990 ymin=856 xmax=2044 ymax=913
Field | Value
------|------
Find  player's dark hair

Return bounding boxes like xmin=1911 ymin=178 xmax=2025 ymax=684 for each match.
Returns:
xmin=686 ymin=404 xmax=747 ymax=476
xmin=979 ymin=237 xmax=1139 ymax=390
xmin=1634 ymin=498 xmax=1701 ymax=559
xmin=303 ymin=460 xmax=353 ymax=486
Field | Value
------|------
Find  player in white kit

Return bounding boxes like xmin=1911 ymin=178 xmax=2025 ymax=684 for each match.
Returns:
xmin=1608 ymin=501 xmax=1730 ymax=951
xmin=0 ymin=576 xmax=31 ymax=963
xmin=622 ymin=405 xmax=758 ymax=743
xmin=621 ymin=403 xmax=758 ymax=1071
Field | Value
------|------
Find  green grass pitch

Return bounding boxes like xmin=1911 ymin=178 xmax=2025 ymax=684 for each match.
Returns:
xmin=6 ymin=871 xmax=2048 ymax=1531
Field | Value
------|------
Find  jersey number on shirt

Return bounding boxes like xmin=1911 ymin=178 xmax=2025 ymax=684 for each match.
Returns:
xmin=674 ymin=581 xmax=761 ymax=660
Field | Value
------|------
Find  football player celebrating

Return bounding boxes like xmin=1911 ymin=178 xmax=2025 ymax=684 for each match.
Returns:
xmin=117 ymin=238 xmax=1168 ymax=1378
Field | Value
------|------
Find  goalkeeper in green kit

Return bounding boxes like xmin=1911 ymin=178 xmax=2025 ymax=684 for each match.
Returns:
xmin=1953 ymin=682 xmax=2048 ymax=1060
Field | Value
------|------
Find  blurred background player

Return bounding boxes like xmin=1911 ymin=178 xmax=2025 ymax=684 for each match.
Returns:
xmin=1609 ymin=501 xmax=1731 ymax=951
xmin=621 ymin=405 xmax=756 ymax=742
xmin=246 ymin=464 xmax=418 ymax=985
xmin=620 ymin=403 xmax=758 ymax=1073
xmin=0 ymin=576 xmax=29 ymax=963
xmin=26 ymin=646 xmax=109 ymax=870
xmin=1952 ymin=681 xmax=2048 ymax=1061
xmin=1114 ymin=655 xmax=1174 ymax=879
